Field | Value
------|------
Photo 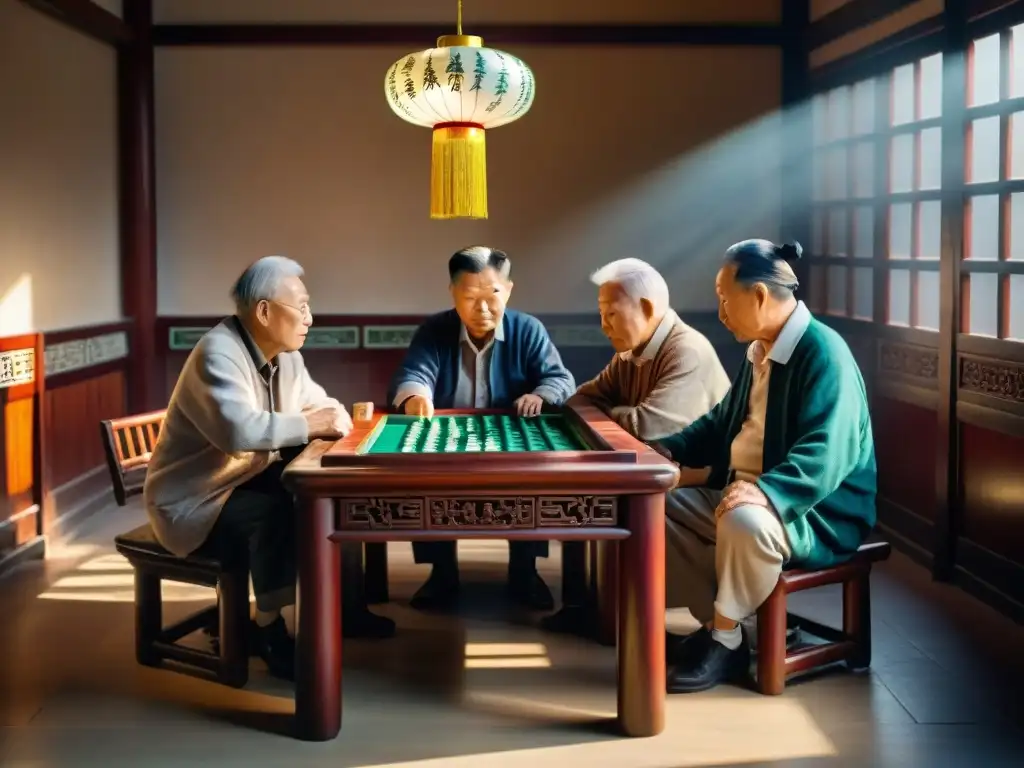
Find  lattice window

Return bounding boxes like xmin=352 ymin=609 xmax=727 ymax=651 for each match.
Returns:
xmin=961 ymin=25 xmax=1024 ymax=340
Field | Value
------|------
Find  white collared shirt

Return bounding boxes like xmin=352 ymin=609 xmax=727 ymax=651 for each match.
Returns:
xmin=729 ymin=301 xmax=812 ymax=483
xmin=618 ymin=310 xmax=678 ymax=367
xmin=392 ymin=321 xmax=507 ymax=409
xmin=452 ymin=321 xmax=505 ymax=408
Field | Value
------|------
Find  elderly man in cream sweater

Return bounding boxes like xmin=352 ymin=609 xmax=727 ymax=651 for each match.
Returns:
xmin=545 ymin=258 xmax=731 ymax=633
xmin=143 ymin=256 xmax=393 ymax=681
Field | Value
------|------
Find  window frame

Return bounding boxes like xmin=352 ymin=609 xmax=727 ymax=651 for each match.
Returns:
xmin=807 ymin=3 xmax=1024 ymax=347
xmin=809 ymin=52 xmax=946 ymax=333
xmin=961 ymin=25 xmax=1024 ymax=340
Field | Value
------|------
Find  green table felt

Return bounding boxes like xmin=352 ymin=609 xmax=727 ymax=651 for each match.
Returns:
xmin=362 ymin=414 xmax=587 ymax=454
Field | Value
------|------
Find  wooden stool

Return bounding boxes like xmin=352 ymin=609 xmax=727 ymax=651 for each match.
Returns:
xmin=756 ymin=541 xmax=892 ymax=695
xmin=103 ymin=411 xmax=246 ymax=686
xmin=115 ymin=524 xmax=251 ymax=688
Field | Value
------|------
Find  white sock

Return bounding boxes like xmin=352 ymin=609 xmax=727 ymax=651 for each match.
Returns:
xmin=255 ymin=608 xmax=281 ymax=628
xmin=712 ymin=624 xmax=743 ymax=651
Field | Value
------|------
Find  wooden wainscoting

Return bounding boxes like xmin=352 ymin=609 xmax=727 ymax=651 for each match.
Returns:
xmin=954 ymin=335 xmax=1024 ymax=619
xmin=822 ymin=316 xmax=1024 ymax=621
xmin=0 ymin=332 xmax=45 ymax=572
xmin=822 ymin=323 xmax=943 ymax=568
xmin=156 ymin=311 xmax=741 ymax=408
xmin=873 ymin=395 xmax=938 ymax=564
xmin=40 ymin=321 xmax=131 ymax=544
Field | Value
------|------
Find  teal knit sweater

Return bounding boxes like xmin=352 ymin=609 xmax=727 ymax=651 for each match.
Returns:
xmin=659 ymin=318 xmax=877 ymax=569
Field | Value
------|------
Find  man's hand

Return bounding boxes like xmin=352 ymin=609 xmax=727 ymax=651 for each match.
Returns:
xmin=331 ymin=405 xmax=353 ymax=435
xmin=514 ymin=393 xmax=544 ymax=417
xmin=404 ymin=395 xmax=434 ymax=419
xmin=304 ymin=404 xmax=351 ymax=439
xmin=610 ymin=404 xmax=632 ymax=421
xmin=715 ymin=480 xmax=769 ymax=521
xmin=648 ymin=440 xmax=673 ymax=460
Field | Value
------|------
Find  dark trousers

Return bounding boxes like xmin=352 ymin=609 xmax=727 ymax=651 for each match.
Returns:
xmin=201 ymin=458 xmax=297 ymax=612
xmin=413 ymin=540 xmax=549 ymax=570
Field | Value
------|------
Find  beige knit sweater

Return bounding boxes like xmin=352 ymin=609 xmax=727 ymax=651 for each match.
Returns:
xmin=144 ymin=318 xmax=335 ymax=557
xmin=572 ymin=311 xmax=731 ymax=442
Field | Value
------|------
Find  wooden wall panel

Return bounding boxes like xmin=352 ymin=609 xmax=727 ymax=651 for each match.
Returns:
xmin=874 ymin=395 xmax=938 ymax=521
xmin=164 ymin=348 xmax=408 ymax=413
xmin=959 ymin=423 xmax=1024 ymax=565
xmin=157 ymin=312 xmax=745 ymax=409
xmin=0 ymin=332 xmax=44 ymax=569
xmin=164 ymin=346 xmax=628 ymax=412
xmin=43 ymin=370 xmax=126 ymax=488
xmin=1 ymin=397 xmax=36 ymax=548
xmin=28 ymin=321 xmax=132 ymax=551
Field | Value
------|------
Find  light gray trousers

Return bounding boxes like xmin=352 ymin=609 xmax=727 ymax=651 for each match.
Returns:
xmin=665 ymin=487 xmax=792 ymax=625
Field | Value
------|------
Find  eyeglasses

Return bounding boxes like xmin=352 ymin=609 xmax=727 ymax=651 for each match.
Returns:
xmin=269 ymin=300 xmax=312 ymax=320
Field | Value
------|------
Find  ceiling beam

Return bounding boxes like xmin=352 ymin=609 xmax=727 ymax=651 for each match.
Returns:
xmin=152 ymin=23 xmax=784 ymax=47
xmin=807 ymin=0 xmax=923 ymax=50
xmin=19 ymin=0 xmax=133 ymax=46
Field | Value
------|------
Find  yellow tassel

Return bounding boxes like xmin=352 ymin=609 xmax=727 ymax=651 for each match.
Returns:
xmin=430 ymin=124 xmax=488 ymax=220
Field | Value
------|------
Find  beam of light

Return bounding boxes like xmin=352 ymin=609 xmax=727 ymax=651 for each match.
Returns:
xmin=464 ymin=642 xmax=551 ymax=669
xmin=350 ymin=690 xmax=837 ymax=767
xmin=462 ymin=690 xmax=615 ymax=721
xmin=0 ymin=273 xmax=34 ymax=336
xmin=464 ymin=657 xmax=551 ymax=669
xmin=74 ymin=556 xmax=135 ymax=571
xmin=38 ymin=556 xmax=216 ymax=603
xmin=37 ymin=583 xmax=217 ymax=602
xmin=36 ymin=553 xmax=257 ymax=603
xmin=464 ymin=643 xmax=547 ymax=657
xmin=524 ymin=103 xmax=816 ymax=314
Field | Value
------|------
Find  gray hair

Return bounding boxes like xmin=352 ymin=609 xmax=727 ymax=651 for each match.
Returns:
xmin=590 ymin=258 xmax=670 ymax=313
xmin=448 ymin=245 xmax=511 ymax=282
xmin=230 ymin=255 xmax=305 ymax=313
xmin=723 ymin=239 xmax=801 ymax=300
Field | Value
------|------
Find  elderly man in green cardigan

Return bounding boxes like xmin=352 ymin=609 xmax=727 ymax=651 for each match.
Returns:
xmin=654 ymin=238 xmax=877 ymax=694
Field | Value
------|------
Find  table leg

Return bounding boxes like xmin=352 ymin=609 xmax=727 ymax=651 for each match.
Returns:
xmin=595 ymin=540 xmax=619 ymax=647
xmin=617 ymin=493 xmax=665 ymax=738
xmin=295 ymin=495 xmax=342 ymax=741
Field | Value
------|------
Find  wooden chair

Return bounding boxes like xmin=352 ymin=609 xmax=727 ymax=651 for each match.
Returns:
xmin=100 ymin=409 xmax=166 ymax=506
xmin=755 ymin=541 xmax=892 ymax=695
xmin=101 ymin=410 xmax=251 ymax=688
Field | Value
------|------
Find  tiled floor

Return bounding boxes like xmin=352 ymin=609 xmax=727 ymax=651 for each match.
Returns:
xmin=1 ymin=503 xmax=1022 ymax=767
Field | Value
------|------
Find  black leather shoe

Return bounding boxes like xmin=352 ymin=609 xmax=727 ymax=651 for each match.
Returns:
xmin=343 ymin=608 xmax=396 ymax=639
xmin=542 ymin=604 xmax=592 ymax=636
xmin=666 ymin=626 xmax=712 ymax=665
xmin=508 ymin=569 xmax=555 ymax=611
xmin=667 ymin=636 xmax=749 ymax=694
xmin=410 ymin=567 xmax=460 ymax=611
xmin=252 ymin=616 xmax=295 ymax=681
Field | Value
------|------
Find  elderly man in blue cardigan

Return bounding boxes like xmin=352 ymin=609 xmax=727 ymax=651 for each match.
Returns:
xmin=388 ymin=246 xmax=576 ymax=611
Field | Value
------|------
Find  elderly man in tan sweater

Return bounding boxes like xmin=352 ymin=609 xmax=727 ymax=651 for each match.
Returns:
xmin=544 ymin=258 xmax=730 ymax=634
xmin=573 ymin=258 xmax=730 ymax=441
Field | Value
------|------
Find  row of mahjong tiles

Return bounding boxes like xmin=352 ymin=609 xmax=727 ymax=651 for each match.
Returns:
xmin=398 ymin=414 xmax=580 ymax=453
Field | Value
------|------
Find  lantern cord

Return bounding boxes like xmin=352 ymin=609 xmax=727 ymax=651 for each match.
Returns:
xmin=457 ymin=0 xmax=463 ymax=34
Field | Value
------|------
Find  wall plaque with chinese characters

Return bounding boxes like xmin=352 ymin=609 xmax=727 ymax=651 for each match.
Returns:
xmin=0 ymin=348 xmax=35 ymax=389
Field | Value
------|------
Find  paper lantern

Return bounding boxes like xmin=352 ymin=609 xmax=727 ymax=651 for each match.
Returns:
xmin=384 ymin=10 xmax=535 ymax=219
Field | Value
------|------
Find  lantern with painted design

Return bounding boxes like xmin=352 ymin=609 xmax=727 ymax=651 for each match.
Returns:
xmin=384 ymin=10 xmax=535 ymax=219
